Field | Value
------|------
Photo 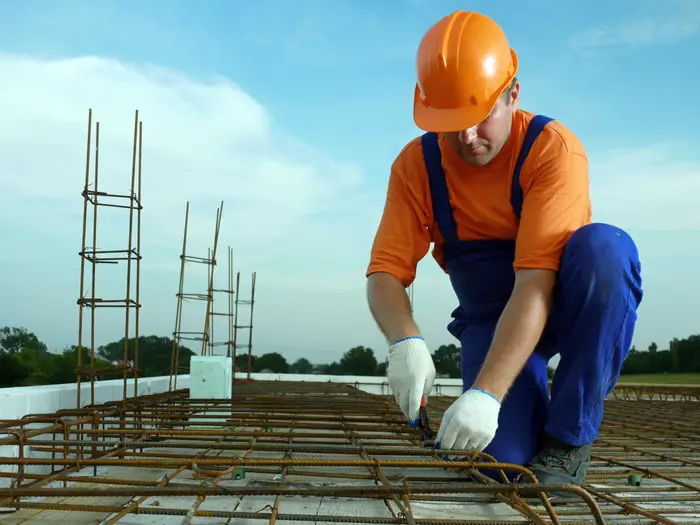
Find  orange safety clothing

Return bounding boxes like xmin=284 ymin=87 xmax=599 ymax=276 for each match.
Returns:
xmin=366 ymin=109 xmax=592 ymax=287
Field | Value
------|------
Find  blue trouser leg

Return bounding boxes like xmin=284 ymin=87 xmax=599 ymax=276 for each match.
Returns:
xmin=545 ymin=223 xmax=643 ymax=446
xmin=451 ymin=222 xmax=642 ymax=477
xmin=459 ymin=322 xmax=550 ymax=479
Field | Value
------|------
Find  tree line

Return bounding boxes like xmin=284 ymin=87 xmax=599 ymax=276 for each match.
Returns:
xmin=622 ymin=339 xmax=700 ymax=375
xmin=1 ymin=325 xmax=699 ymax=388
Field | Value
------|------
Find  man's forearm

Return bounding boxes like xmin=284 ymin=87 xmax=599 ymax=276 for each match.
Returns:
xmin=367 ymin=272 xmax=421 ymax=343
xmin=473 ymin=269 xmax=556 ymax=400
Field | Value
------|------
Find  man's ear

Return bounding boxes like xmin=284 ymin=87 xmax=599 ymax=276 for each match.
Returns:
xmin=509 ymin=79 xmax=520 ymax=109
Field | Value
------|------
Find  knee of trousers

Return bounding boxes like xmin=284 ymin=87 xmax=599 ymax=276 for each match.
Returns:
xmin=561 ymin=223 xmax=642 ymax=304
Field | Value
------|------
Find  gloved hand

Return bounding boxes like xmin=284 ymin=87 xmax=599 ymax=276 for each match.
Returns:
xmin=387 ymin=336 xmax=436 ymax=426
xmin=435 ymin=388 xmax=501 ymax=452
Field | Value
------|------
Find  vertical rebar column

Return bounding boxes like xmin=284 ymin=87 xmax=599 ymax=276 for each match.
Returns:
xmin=134 ymin=119 xmax=143 ymax=400
xmin=227 ymin=248 xmax=234 ymax=359
xmin=170 ymin=202 xmax=190 ymax=391
xmin=208 ymin=247 xmax=235 ymax=358
xmin=88 ymin=118 xmax=100 ymax=405
xmin=228 ymin=248 xmax=236 ymax=396
xmin=207 ymin=248 xmax=213 ymax=357
xmin=76 ymin=109 xmax=92 ymax=410
xmin=200 ymin=202 xmax=223 ymax=356
xmin=246 ymin=272 xmax=256 ymax=380
xmin=123 ymin=110 xmax=139 ymax=403
xmin=76 ymin=109 xmax=143 ymax=408
xmin=170 ymin=201 xmax=224 ymax=388
xmin=233 ymin=272 xmax=241 ymax=376
xmin=233 ymin=272 xmax=257 ymax=380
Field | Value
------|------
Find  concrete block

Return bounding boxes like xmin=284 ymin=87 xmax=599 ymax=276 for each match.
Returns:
xmin=190 ymin=356 xmax=232 ymax=399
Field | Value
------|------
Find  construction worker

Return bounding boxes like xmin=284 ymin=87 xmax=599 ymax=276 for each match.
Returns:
xmin=366 ymin=10 xmax=643 ymax=488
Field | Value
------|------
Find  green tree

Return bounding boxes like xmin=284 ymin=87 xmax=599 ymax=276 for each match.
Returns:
xmin=51 ymin=352 xmax=83 ymax=384
xmin=621 ymin=335 xmax=700 ymax=375
xmin=13 ymin=346 xmax=56 ymax=385
xmin=621 ymin=347 xmax=644 ymax=374
xmin=318 ymin=361 xmax=342 ymax=375
xmin=650 ymin=350 xmax=674 ymax=372
xmin=5 ymin=323 xmax=699 ymax=387
xmin=339 ymin=346 xmax=378 ymax=376
xmin=98 ymin=335 xmax=195 ymax=377
xmin=432 ymin=344 xmax=461 ymax=378
xmin=235 ymin=353 xmax=256 ymax=372
xmin=0 ymin=351 xmax=29 ymax=387
xmin=58 ymin=345 xmax=113 ymax=383
xmin=290 ymin=357 xmax=314 ymax=374
xmin=0 ymin=327 xmax=116 ymax=387
xmin=1 ymin=326 xmax=47 ymax=354
xmin=670 ymin=335 xmax=700 ymax=373
xmin=253 ymin=352 xmax=289 ymax=373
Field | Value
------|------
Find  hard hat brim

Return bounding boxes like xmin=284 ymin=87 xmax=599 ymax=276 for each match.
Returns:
xmin=413 ymin=48 xmax=519 ymax=133
xmin=413 ymin=85 xmax=494 ymax=132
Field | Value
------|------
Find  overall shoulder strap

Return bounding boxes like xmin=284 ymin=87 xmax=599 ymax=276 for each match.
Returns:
xmin=510 ymin=115 xmax=554 ymax=219
xmin=421 ymin=132 xmax=459 ymax=242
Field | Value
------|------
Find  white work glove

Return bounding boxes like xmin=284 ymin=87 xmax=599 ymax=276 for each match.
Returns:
xmin=387 ymin=336 xmax=436 ymax=425
xmin=435 ymin=388 xmax=501 ymax=452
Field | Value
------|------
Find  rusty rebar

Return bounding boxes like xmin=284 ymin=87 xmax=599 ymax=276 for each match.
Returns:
xmin=169 ymin=201 xmax=226 ymax=385
xmin=0 ymin=381 xmax=698 ymax=525
xmin=75 ymin=109 xmax=143 ymax=409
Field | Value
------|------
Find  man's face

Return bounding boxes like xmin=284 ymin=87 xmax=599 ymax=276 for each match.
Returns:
xmin=443 ymin=82 xmax=519 ymax=167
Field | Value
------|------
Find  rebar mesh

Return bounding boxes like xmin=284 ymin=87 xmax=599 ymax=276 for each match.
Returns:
xmin=0 ymin=380 xmax=698 ymax=524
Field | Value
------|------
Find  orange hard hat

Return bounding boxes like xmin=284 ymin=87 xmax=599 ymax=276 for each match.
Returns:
xmin=413 ymin=11 xmax=519 ymax=132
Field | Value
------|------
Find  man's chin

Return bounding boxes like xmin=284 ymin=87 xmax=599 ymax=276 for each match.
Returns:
xmin=460 ymin=147 xmax=493 ymax=167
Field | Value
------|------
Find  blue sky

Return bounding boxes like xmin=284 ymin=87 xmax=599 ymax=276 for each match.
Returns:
xmin=0 ymin=0 xmax=698 ymax=364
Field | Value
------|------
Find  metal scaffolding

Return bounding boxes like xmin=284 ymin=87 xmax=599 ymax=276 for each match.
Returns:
xmin=0 ymin=381 xmax=699 ymax=524
xmin=169 ymin=201 xmax=223 ymax=390
xmin=76 ymin=108 xmax=143 ymax=408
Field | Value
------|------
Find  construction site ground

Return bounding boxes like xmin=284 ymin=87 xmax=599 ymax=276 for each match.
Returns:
xmin=1 ymin=379 xmax=699 ymax=524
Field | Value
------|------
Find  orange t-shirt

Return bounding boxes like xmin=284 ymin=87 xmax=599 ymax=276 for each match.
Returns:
xmin=366 ymin=109 xmax=592 ymax=287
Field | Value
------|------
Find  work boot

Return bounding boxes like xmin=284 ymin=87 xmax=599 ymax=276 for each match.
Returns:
xmin=524 ymin=434 xmax=592 ymax=499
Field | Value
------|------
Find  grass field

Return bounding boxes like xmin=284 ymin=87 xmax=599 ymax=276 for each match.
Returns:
xmin=617 ymin=373 xmax=700 ymax=385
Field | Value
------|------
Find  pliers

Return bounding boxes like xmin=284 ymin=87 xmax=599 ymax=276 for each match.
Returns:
xmin=417 ymin=396 xmax=434 ymax=446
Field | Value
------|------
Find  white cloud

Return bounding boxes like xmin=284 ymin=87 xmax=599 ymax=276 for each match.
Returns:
xmin=568 ymin=5 xmax=700 ymax=55
xmin=0 ymin=53 xmax=363 ymax=253
xmin=0 ymin=53 xmax=369 ymax=358
xmin=589 ymin=145 xmax=700 ymax=231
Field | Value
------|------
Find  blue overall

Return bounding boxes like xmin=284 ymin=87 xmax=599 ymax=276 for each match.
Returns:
xmin=421 ymin=115 xmax=643 ymax=469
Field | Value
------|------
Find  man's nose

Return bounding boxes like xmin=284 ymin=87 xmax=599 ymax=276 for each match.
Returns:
xmin=458 ymin=126 xmax=478 ymax=144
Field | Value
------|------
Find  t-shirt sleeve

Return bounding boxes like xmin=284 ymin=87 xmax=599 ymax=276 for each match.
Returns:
xmin=514 ymin=148 xmax=591 ymax=272
xmin=366 ymin=156 xmax=432 ymax=287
